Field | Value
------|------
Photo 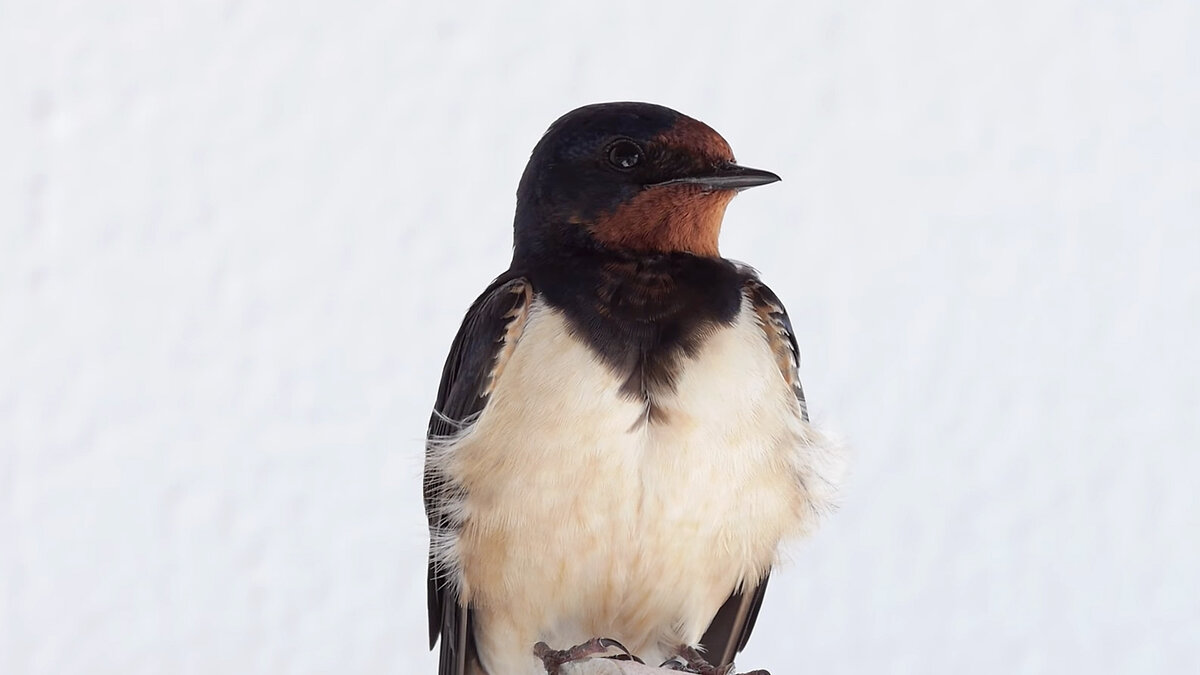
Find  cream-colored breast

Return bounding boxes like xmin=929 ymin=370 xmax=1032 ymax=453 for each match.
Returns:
xmin=435 ymin=294 xmax=839 ymax=675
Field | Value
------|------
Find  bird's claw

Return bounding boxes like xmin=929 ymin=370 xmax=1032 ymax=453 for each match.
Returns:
xmin=668 ymin=645 xmax=770 ymax=675
xmin=669 ymin=645 xmax=731 ymax=675
xmin=534 ymin=637 xmax=636 ymax=673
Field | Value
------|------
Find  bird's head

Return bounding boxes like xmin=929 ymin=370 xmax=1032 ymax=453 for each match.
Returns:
xmin=512 ymin=102 xmax=779 ymax=261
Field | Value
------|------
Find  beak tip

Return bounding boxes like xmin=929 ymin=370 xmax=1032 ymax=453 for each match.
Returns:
xmin=725 ymin=165 xmax=782 ymax=190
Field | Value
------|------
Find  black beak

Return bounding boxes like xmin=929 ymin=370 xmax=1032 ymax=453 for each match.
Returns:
xmin=652 ymin=163 xmax=781 ymax=191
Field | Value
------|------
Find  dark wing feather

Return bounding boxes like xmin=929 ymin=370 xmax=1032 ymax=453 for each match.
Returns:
xmin=699 ymin=278 xmax=808 ymax=667
xmin=425 ymin=272 xmax=533 ymax=675
xmin=700 ymin=575 xmax=770 ymax=667
xmin=745 ymin=278 xmax=808 ymax=424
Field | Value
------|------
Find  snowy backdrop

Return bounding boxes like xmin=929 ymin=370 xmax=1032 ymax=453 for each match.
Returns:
xmin=2 ymin=1 xmax=1197 ymax=673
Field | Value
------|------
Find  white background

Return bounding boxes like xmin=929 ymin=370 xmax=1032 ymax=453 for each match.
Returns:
xmin=2 ymin=1 xmax=1197 ymax=673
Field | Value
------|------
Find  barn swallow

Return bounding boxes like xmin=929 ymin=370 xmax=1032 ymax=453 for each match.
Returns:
xmin=424 ymin=102 xmax=840 ymax=675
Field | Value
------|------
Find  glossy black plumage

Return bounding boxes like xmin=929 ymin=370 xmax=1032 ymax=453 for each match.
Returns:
xmin=530 ymin=248 xmax=745 ymax=405
xmin=513 ymin=103 xmax=682 ymax=261
xmin=425 ymin=272 xmax=529 ymax=675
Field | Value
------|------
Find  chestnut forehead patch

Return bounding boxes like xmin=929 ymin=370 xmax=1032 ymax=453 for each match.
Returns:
xmin=653 ymin=117 xmax=734 ymax=164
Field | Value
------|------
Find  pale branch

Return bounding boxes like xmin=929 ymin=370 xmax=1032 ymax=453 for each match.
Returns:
xmin=556 ymin=658 xmax=767 ymax=675
xmin=559 ymin=659 xmax=679 ymax=674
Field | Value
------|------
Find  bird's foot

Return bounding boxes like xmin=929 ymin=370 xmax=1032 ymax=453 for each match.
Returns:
xmin=662 ymin=645 xmax=770 ymax=675
xmin=534 ymin=637 xmax=636 ymax=674
xmin=661 ymin=645 xmax=731 ymax=675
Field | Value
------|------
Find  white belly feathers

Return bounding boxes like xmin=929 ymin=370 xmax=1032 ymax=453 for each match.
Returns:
xmin=431 ymin=292 xmax=840 ymax=674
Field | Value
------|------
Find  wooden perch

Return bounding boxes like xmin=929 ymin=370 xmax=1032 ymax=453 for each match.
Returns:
xmin=531 ymin=639 xmax=767 ymax=674
xmin=559 ymin=659 xmax=684 ymax=674
xmin=557 ymin=658 xmax=766 ymax=675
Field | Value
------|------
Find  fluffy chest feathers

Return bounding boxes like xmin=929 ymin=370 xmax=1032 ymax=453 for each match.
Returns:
xmin=435 ymin=290 xmax=830 ymax=674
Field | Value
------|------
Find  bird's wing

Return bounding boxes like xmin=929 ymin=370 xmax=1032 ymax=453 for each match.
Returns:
xmin=744 ymin=278 xmax=808 ymax=423
xmin=700 ymin=574 xmax=771 ymax=668
xmin=425 ymin=272 xmax=534 ymax=675
xmin=699 ymin=278 xmax=808 ymax=667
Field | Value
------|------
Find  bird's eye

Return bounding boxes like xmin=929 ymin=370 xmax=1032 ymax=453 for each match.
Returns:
xmin=606 ymin=140 xmax=642 ymax=170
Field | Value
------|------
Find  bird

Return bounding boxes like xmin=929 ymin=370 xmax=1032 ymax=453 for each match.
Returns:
xmin=424 ymin=102 xmax=840 ymax=675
